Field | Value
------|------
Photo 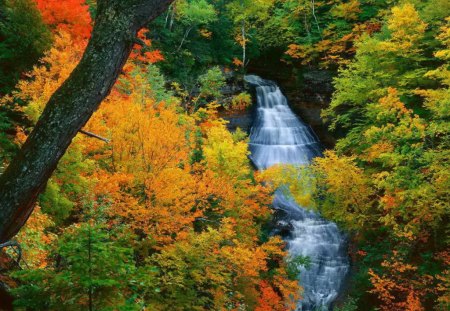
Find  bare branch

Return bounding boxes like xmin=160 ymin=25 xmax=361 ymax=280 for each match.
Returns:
xmin=79 ymin=130 xmax=110 ymax=143
xmin=0 ymin=240 xmax=22 ymax=266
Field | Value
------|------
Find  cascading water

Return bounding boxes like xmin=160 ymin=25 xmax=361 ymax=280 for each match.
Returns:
xmin=245 ymin=75 xmax=349 ymax=311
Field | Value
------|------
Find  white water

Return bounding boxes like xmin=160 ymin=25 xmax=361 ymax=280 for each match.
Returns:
xmin=245 ymin=75 xmax=349 ymax=310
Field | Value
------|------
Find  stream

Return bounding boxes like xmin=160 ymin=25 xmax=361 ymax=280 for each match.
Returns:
xmin=245 ymin=75 xmax=349 ymax=311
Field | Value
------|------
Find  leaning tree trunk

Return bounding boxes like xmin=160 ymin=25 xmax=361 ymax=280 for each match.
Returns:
xmin=0 ymin=0 xmax=174 ymax=243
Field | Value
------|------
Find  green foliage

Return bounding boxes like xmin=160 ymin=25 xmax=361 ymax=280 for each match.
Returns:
xmin=322 ymin=2 xmax=440 ymax=135
xmin=119 ymin=64 xmax=175 ymax=104
xmin=257 ymin=4 xmax=449 ymax=310
xmin=232 ymin=127 xmax=248 ymax=143
xmin=2 ymin=1 xmax=449 ymax=311
xmin=230 ymin=92 xmax=252 ymax=110
xmin=0 ymin=110 xmax=17 ymax=166
xmin=144 ymin=228 xmax=232 ymax=309
xmin=286 ymin=255 xmax=311 ymax=280
xmin=39 ymin=179 xmax=74 ymax=223
xmin=334 ymin=297 xmax=359 ymax=311
xmin=85 ymin=0 xmax=97 ymax=18
xmin=299 ymin=3 xmax=450 ymax=310
xmin=198 ymin=66 xmax=226 ymax=99
xmin=177 ymin=0 xmax=217 ymax=26
xmin=12 ymin=221 xmax=138 ymax=310
xmin=0 ymin=0 xmax=52 ymax=94
xmin=148 ymin=0 xmax=231 ymax=89
xmin=38 ymin=142 xmax=93 ymax=225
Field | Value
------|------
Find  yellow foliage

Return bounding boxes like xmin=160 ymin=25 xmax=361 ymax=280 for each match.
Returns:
xmin=258 ymin=164 xmax=315 ymax=208
xmin=331 ymin=0 xmax=361 ymax=21
xmin=313 ymin=150 xmax=374 ymax=229
xmin=15 ymin=207 xmax=56 ymax=268
xmin=380 ymin=3 xmax=427 ymax=54
xmin=416 ymin=18 xmax=450 ymax=119
xmin=203 ymin=123 xmax=250 ymax=181
xmin=1 ymin=31 xmax=83 ymax=123
xmin=230 ymin=92 xmax=252 ymax=111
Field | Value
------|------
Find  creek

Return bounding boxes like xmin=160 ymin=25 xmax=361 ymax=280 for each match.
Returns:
xmin=246 ymin=75 xmax=349 ymax=311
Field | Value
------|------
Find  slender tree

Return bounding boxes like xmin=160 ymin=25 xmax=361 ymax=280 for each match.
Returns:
xmin=0 ymin=0 xmax=174 ymax=243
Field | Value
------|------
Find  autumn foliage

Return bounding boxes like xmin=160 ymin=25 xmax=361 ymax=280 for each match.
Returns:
xmin=0 ymin=0 xmax=448 ymax=310
xmin=34 ymin=0 xmax=92 ymax=41
xmin=1 ymin=26 xmax=300 ymax=309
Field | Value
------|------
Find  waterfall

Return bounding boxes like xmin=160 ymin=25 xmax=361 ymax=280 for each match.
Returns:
xmin=245 ymin=75 xmax=349 ymax=311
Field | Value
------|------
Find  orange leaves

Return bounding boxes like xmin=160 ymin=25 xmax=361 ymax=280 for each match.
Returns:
xmin=436 ymin=251 xmax=450 ymax=309
xmin=86 ymin=87 xmax=201 ymax=246
xmin=140 ymin=167 xmax=202 ymax=245
xmin=94 ymin=95 xmax=193 ymax=176
xmin=84 ymin=70 xmax=274 ymax=255
xmin=3 ymin=31 xmax=83 ymax=123
xmin=222 ymin=241 xmax=267 ymax=278
xmin=369 ymin=253 xmax=432 ymax=311
xmin=93 ymin=172 xmax=136 ymax=203
xmin=284 ymin=44 xmax=315 ymax=65
xmin=255 ymin=281 xmax=285 ymax=311
xmin=378 ymin=88 xmax=413 ymax=118
xmin=35 ymin=0 xmax=92 ymax=42
xmin=405 ymin=291 xmax=425 ymax=311
xmin=129 ymin=29 xmax=164 ymax=66
xmin=364 ymin=141 xmax=394 ymax=162
xmin=232 ymin=57 xmax=244 ymax=67
xmin=149 ymin=222 xmax=299 ymax=309
xmin=259 ymin=237 xmax=301 ymax=310
xmin=4 ymin=2 xmax=305 ymax=307
xmin=230 ymin=92 xmax=252 ymax=111
xmin=199 ymin=28 xmax=213 ymax=39
xmin=380 ymin=194 xmax=399 ymax=211
xmin=15 ymin=207 xmax=56 ymax=269
xmin=144 ymin=50 xmax=165 ymax=63
xmin=364 ymin=88 xmax=426 ymax=161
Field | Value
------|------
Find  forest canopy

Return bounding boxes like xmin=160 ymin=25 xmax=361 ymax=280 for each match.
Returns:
xmin=0 ymin=0 xmax=448 ymax=310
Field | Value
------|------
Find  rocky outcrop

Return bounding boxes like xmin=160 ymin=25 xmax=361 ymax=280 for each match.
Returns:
xmin=281 ymin=69 xmax=336 ymax=148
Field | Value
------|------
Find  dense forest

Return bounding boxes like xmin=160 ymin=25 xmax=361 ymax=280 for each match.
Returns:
xmin=0 ymin=0 xmax=448 ymax=310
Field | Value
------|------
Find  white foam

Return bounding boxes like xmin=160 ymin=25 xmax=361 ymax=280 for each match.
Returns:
xmin=246 ymin=75 xmax=349 ymax=311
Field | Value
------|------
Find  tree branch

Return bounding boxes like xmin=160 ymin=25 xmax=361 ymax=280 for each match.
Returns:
xmin=79 ymin=130 xmax=110 ymax=143
xmin=0 ymin=240 xmax=19 ymax=250
xmin=0 ymin=240 xmax=22 ymax=265
xmin=0 ymin=0 xmax=175 ymax=243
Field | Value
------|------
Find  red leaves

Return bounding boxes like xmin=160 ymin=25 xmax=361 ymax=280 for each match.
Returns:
xmin=255 ymin=281 xmax=284 ymax=311
xmin=35 ymin=0 xmax=92 ymax=42
xmin=129 ymin=29 xmax=164 ymax=65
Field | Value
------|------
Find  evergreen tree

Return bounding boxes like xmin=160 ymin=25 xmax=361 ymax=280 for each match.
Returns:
xmin=0 ymin=0 xmax=51 ymax=94
xmin=12 ymin=219 xmax=138 ymax=310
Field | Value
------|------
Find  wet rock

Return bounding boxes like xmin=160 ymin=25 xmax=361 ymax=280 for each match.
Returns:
xmin=222 ymin=111 xmax=253 ymax=133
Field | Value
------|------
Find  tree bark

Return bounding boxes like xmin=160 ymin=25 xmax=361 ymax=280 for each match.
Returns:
xmin=0 ymin=0 xmax=174 ymax=243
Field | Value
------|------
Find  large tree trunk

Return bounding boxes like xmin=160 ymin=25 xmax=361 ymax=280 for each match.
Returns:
xmin=0 ymin=0 xmax=174 ymax=243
